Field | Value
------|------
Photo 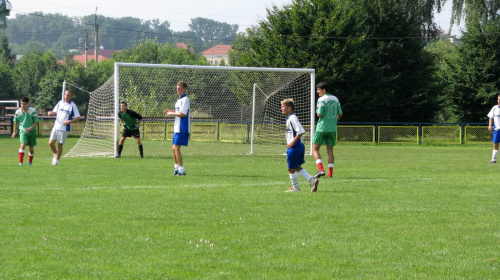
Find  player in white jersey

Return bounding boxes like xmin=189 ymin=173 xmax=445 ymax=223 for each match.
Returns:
xmin=164 ymin=81 xmax=190 ymax=176
xmin=281 ymin=98 xmax=318 ymax=192
xmin=487 ymin=94 xmax=500 ymax=163
xmin=11 ymin=97 xmax=39 ymax=165
xmin=48 ymin=89 xmax=81 ymax=165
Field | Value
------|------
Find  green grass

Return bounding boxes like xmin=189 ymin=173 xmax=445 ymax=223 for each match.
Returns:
xmin=0 ymin=136 xmax=499 ymax=279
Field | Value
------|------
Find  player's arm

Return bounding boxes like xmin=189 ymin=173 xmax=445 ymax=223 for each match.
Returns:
xmin=24 ymin=120 xmax=38 ymax=133
xmin=337 ymin=113 xmax=343 ymax=122
xmin=11 ymin=121 xmax=18 ymax=138
xmin=47 ymin=111 xmax=56 ymax=116
xmin=287 ymin=132 xmax=304 ymax=149
xmin=164 ymin=110 xmax=186 ymax=117
xmin=62 ymin=116 xmax=80 ymax=126
xmin=489 ymin=118 xmax=494 ymax=131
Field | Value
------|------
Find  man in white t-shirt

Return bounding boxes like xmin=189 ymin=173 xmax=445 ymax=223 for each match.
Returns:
xmin=164 ymin=81 xmax=190 ymax=176
xmin=487 ymin=94 xmax=500 ymax=163
xmin=48 ymin=89 xmax=81 ymax=165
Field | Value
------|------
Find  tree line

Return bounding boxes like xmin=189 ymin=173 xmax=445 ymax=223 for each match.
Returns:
xmin=1 ymin=0 xmax=500 ymax=123
xmin=2 ymin=13 xmax=238 ymax=57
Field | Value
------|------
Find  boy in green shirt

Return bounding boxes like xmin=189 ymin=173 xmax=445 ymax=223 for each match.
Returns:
xmin=313 ymin=82 xmax=343 ymax=178
xmin=11 ymin=97 xmax=39 ymax=165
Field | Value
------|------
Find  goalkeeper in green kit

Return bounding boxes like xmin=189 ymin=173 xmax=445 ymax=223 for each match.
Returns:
xmin=117 ymin=101 xmax=144 ymax=158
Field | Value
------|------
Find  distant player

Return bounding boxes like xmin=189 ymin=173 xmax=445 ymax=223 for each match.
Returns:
xmin=281 ymin=98 xmax=318 ymax=192
xmin=313 ymin=82 xmax=343 ymax=178
xmin=117 ymin=101 xmax=144 ymax=158
xmin=11 ymin=97 xmax=39 ymax=165
xmin=48 ymin=89 xmax=81 ymax=165
xmin=487 ymin=94 xmax=500 ymax=163
xmin=164 ymin=81 xmax=190 ymax=176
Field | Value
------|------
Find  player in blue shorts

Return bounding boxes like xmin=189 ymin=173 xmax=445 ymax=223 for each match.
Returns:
xmin=281 ymin=98 xmax=318 ymax=192
xmin=487 ymin=94 xmax=500 ymax=163
xmin=164 ymin=81 xmax=190 ymax=176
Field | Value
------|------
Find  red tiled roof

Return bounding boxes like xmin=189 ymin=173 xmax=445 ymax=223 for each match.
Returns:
xmin=82 ymin=49 xmax=119 ymax=59
xmin=72 ymin=54 xmax=109 ymax=64
xmin=201 ymin=45 xmax=232 ymax=56
xmin=176 ymin=43 xmax=188 ymax=49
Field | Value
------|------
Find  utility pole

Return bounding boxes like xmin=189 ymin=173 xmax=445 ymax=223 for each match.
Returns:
xmin=94 ymin=8 xmax=99 ymax=62
xmin=84 ymin=29 xmax=88 ymax=68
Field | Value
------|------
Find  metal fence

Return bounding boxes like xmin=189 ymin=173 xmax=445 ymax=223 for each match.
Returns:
xmin=12 ymin=118 xmax=491 ymax=145
xmin=338 ymin=122 xmax=490 ymax=145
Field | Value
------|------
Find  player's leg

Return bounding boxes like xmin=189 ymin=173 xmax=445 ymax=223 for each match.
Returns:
xmin=312 ymin=132 xmax=326 ymax=178
xmin=18 ymin=142 xmax=26 ymax=165
xmin=490 ymin=131 xmax=500 ymax=163
xmin=27 ymin=132 xmax=36 ymax=165
xmin=49 ymin=130 xmax=58 ymax=163
xmin=117 ymin=132 xmax=127 ymax=158
xmin=133 ymin=131 xmax=143 ymax=158
xmin=53 ymin=131 xmax=68 ymax=165
xmin=28 ymin=145 xmax=35 ymax=165
xmin=312 ymin=144 xmax=325 ymax=178
xmin=172 ymin=133 xmax=189 ymax=175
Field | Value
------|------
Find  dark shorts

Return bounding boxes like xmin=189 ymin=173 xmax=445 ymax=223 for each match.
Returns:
xmin=173 ymin=133 xmax=190 ymax=146
xmin=493 ymin=130 xmax=500 ymax=144
xmin=287 ymin=142 xmax=305 ymax=169
xmin=122 ymin=129 xmax=140 ymax=138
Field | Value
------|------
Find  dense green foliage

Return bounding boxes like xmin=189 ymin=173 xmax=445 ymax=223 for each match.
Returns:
xmin=446 ymin=19 xmax=500 ymax=122
xmin=3 ymin=13 xmax=237 ymax=56
xmin=2 ymin=0 xmax=500 ymax=123
xmin=0 ymin=137 xmax=498 ymax=279
xmin=231 ymin=0 xmax=441 ymax=122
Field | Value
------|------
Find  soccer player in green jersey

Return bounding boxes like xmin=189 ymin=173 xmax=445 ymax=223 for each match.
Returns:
xmin=117 ymin=101 xmax=144 ymax=158
xmin=313 ymin=82 xmax=343 ymax=178
xmin=11 ymin=97 xmax=40 ymax=165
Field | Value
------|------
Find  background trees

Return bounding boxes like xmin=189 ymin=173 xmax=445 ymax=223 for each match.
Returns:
xmin=231 ymin=0 xmax=440 ymax=122
xmin=2 ymin=0 xmax=500 ymax=123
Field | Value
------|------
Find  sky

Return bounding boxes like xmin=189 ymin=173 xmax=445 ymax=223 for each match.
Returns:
xmin=9 ymin=0 xmax=463 ymax=35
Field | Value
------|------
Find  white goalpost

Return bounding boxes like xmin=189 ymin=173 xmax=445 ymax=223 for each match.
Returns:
xmin=65 ymin=63 xmax=315 ymax=157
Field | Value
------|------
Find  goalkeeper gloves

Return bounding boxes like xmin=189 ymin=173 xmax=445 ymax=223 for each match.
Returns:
xmin=122 ymin=124 xmax=127 ymax=130
xmin=134 ymin=124 xmax=140 ymax=130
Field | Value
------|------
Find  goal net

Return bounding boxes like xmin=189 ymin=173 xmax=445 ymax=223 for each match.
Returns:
xmin=65 ymin=63 xmax=315 ymax=157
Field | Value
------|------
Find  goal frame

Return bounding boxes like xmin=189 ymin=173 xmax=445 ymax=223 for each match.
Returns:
xmin=113 ymin=62 xmax=316 ymax=157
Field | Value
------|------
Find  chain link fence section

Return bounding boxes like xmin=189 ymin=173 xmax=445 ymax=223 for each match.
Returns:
xmin=335 ymin=123 xmax=489 ymax=144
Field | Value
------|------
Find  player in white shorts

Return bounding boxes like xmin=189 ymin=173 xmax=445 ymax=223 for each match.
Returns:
xmin=48 ymin=89 xmax=81 ymax=165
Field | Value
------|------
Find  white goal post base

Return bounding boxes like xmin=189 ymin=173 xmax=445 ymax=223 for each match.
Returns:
xmin=66 ymin=63 xmax=315 ymax=157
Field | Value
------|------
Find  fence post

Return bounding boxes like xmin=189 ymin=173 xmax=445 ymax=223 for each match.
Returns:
xmin=461 ymin=124 xmax=465 ymax=144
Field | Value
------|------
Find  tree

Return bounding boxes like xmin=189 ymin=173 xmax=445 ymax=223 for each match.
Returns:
xmin=111 ymin=38 xmax=208 ymax=65
xmin=425 ymin=39 xmax=460 ymax=121
xmin=231 ymin=0 xmax=440 ymax=122
xmin=0 ymin=35 xmax=14 ymax=64
xmin=13 ymin=51 xmax=61 ymax=105
xmin=0 ymin=62 xmax=13 ymax=100
xmin=188 ymin=17 xmax=238 ymax=51
xmin=358 ymin=0 xmax=440 ymax=122
xmin=446 ymin=19 xmax=500 ymax=122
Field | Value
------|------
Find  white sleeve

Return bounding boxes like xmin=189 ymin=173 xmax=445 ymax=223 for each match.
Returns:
xmin=72 ymin=102 xmax=81 ymax=118
xmin=179 ymin=98 xmax=190 ymax=115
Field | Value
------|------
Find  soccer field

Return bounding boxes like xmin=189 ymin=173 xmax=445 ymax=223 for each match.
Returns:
xmin=0 ymin=136 xmax=498 ymax=279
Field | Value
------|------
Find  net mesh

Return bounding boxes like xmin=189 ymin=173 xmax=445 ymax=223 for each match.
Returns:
xmin=66 ymin=64 xmax=314 ymax=157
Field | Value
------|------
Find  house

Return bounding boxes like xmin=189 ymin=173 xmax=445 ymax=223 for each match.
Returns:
xmin=201 ymin=45 xmax=232 ymax=66
xmin=71 ymin=48 xmax=120 ymax=64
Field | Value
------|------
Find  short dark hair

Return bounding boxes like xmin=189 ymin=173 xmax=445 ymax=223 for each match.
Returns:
xmin=177 ymin=81 xmax=188 ymax=89
xmin=120 ymin=101 xmax=128 ymax=106
xmin=21 ymin=96 xmax=29 ymax=103
xmin=316 ymin=82 xmax=329 ymax=91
